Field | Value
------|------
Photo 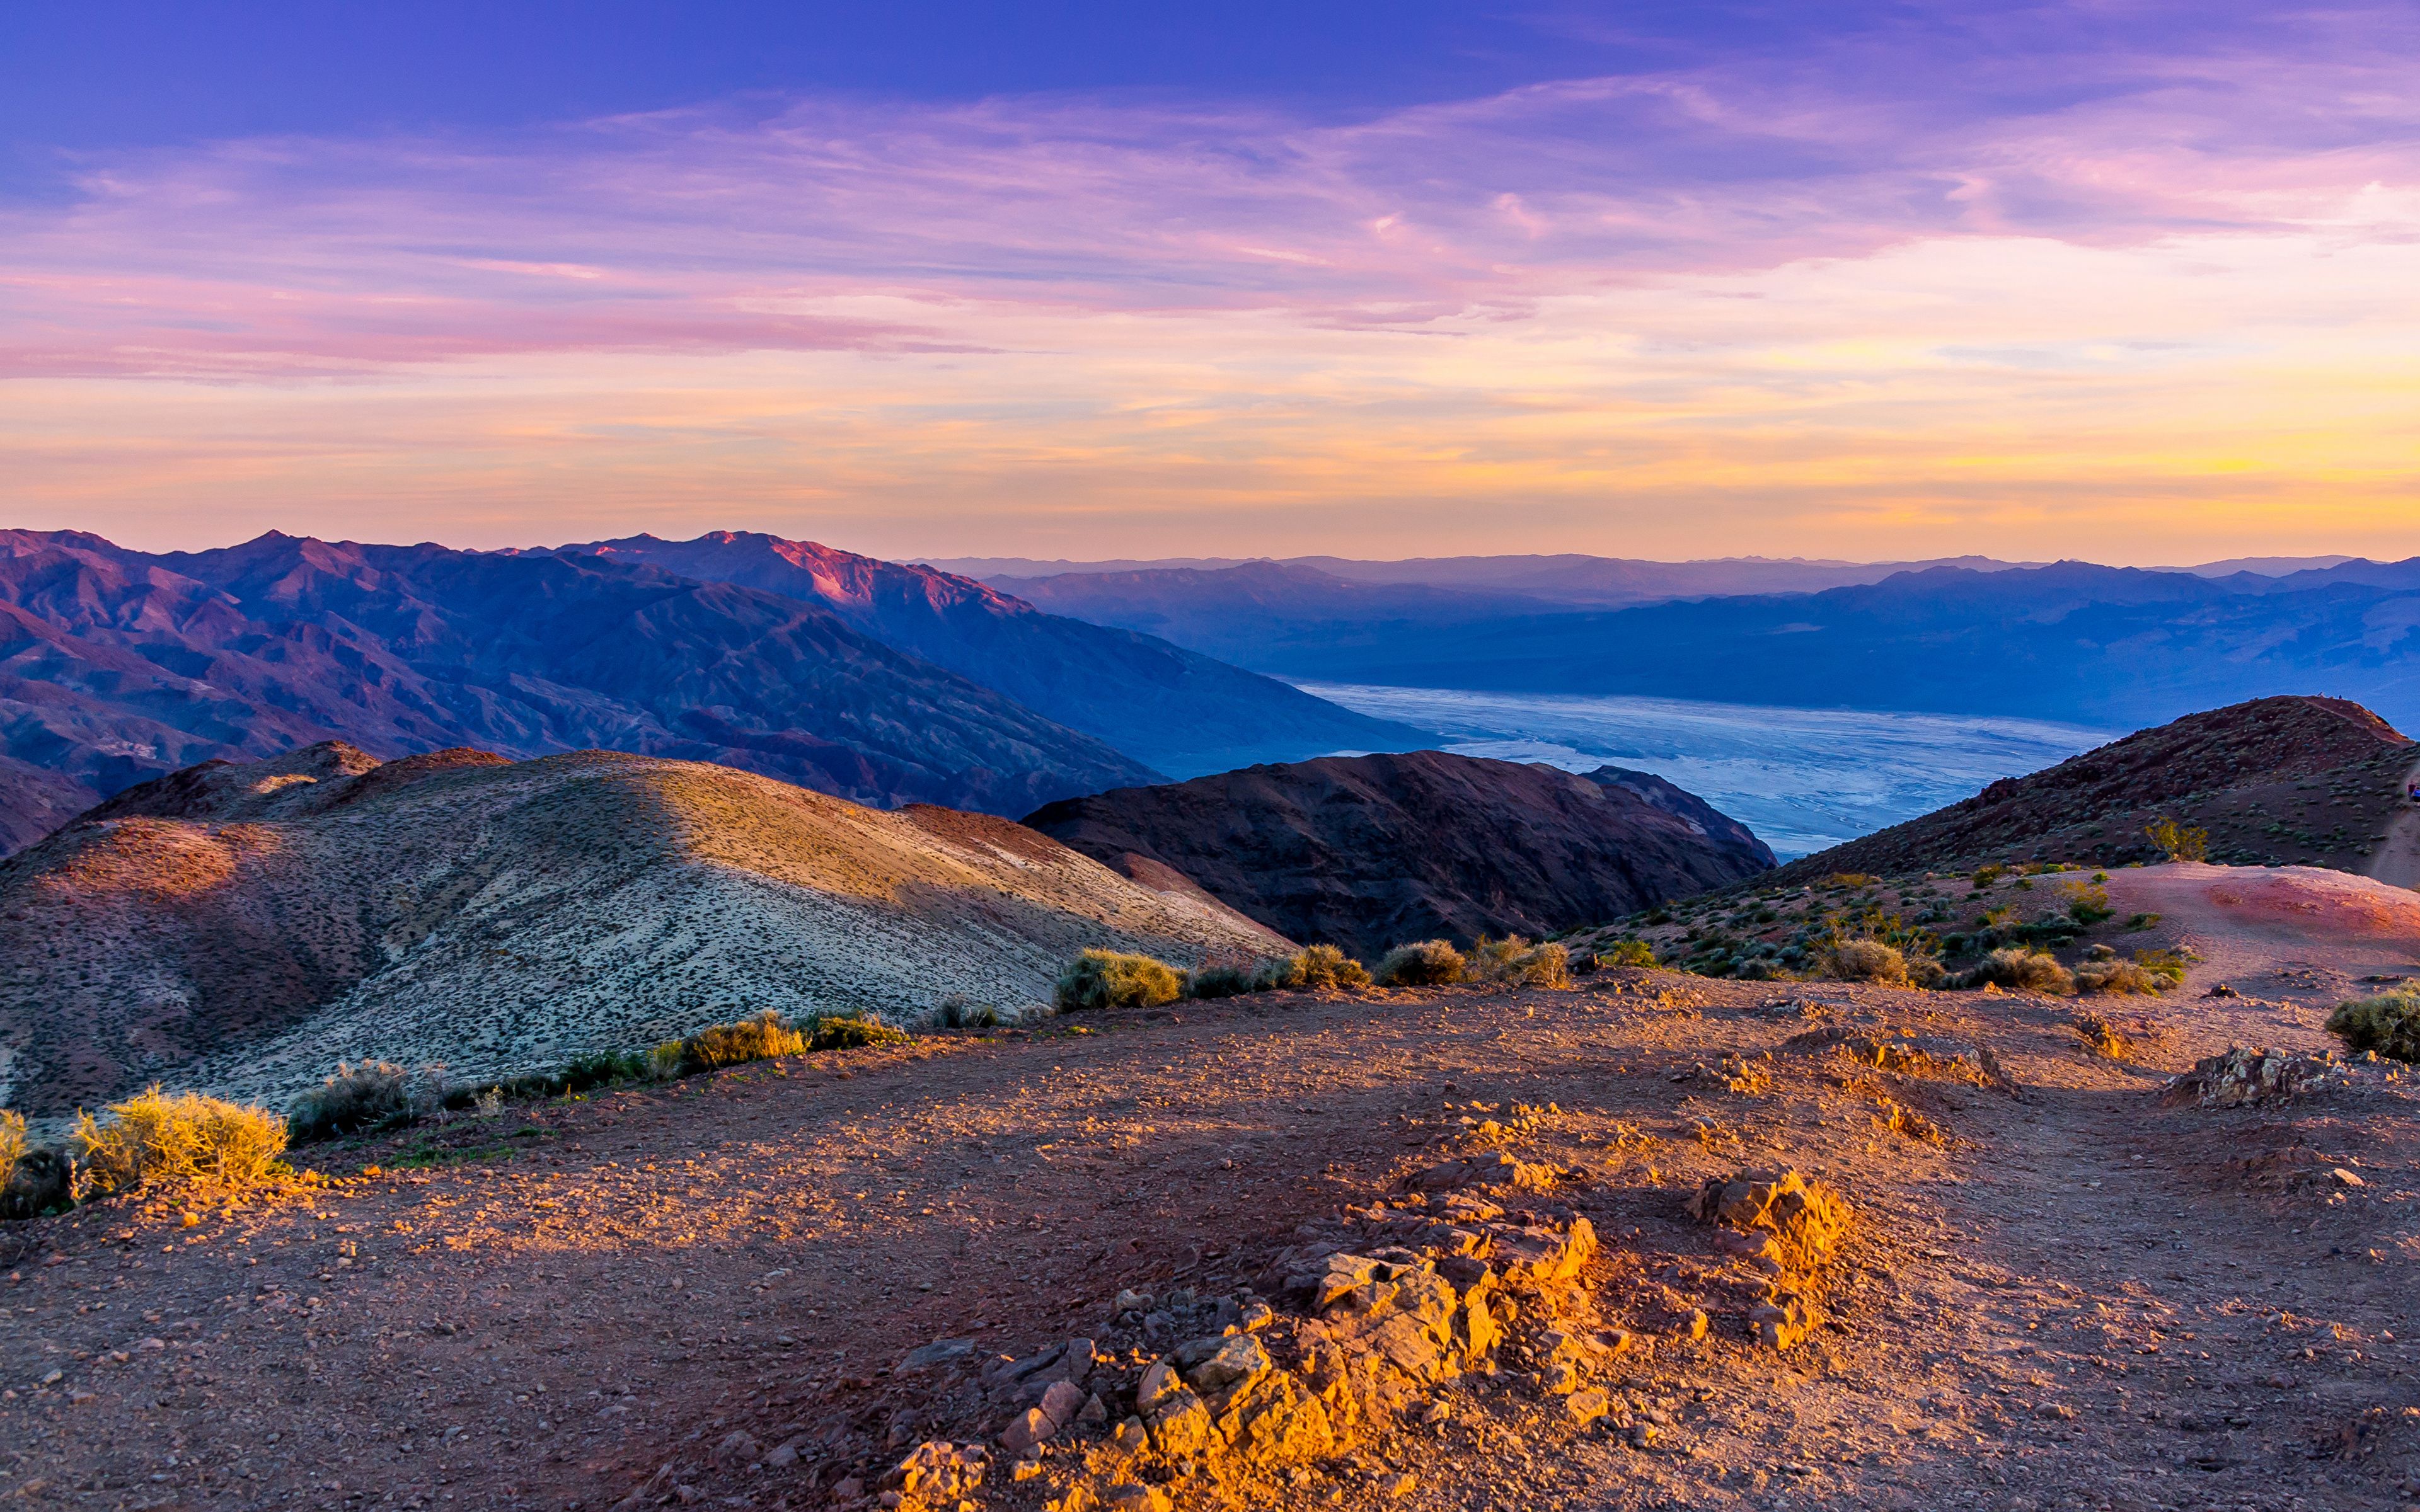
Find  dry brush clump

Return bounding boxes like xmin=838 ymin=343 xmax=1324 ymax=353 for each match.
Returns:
xmin=1957 ymin=946 xmax=2076 ymax=995
xmin=0 ymin=1109 xmax=23 ymax=1191
xmin=2328 ymin=986 xmax=2420 ymax=1063
xmin=74 ymin=1087 xmax=289 ymax=1198
xmin=1593 ymin=938 xmax=1656 ymax=969
xmin=2073 ymin=947 xmax=2187 ymax=996
xmin=1466 ymin=936 xmax=1570 ymax=988
xmin=1374 ymin=938 xmax=1466 ymax=987
xmin=288 ymin=1060 xmax=449 ymax=1142
xmin=1187 ymin=944 xmax=1373 ymax=1000
xmin=1056 ymin=949 xmax=1184 ymax=1012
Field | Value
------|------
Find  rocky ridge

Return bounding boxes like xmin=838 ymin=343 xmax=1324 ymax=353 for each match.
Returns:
xmin=0 ymin=743 xmax=1288 ymax=1116
xmin=1024 ymin=751 xmax=1775 ymax=959
xmin=1770 ymin=696 xmax=2414 ymax=884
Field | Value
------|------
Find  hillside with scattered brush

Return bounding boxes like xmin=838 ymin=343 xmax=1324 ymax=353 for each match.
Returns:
xmin=0 ymin=743 xmax=1288 ymax=1116
xmin=1768 ymin=696 xmax=2415 ymax=884
xmin=1023 ymin=750 xmax=1775 ymax=958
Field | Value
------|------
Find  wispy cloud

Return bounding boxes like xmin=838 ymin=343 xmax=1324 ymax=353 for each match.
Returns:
xmin=3 ymin=3 xmax=2417 ymax=559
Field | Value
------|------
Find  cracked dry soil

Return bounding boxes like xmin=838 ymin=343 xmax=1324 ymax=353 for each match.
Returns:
xmin=5 ymin=963 xmax=2420 ymax=1512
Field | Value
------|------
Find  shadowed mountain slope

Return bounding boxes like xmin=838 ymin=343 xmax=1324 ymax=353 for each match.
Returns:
xmin=1770 ymin=696 xmax=2416 ymax=883
xmin=0 ymin=743 xmax=1288 ymax=1115
xmin=0 ymin=529 xmax=1160 ymax=852
xmin=550 ymin=532 xmax=1431 ymax=777
xmin=1023 ymin=750 xmax=1774 ymax=959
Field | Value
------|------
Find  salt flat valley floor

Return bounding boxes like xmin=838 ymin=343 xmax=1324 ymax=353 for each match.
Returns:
xmin=5 ymin=905 xmax=2420 ymax=1512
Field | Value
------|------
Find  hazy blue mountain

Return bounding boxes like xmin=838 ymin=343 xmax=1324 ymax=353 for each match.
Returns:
xmin=943 ymin=551 xmax=2045 ymax=607
xmin=0 ymin=529 xmax=1163 ymax=852
xmin=1242 ymin=562 xmax=2420 ymax=733
xmin=545 ymin=532 xmax=1432 ymax=777
xmin=987 ymin=561 xmax=1553 ymax=668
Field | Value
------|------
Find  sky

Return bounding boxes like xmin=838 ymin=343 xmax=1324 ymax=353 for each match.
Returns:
xmin=3 ymin=1 xmax=2417 ymax=563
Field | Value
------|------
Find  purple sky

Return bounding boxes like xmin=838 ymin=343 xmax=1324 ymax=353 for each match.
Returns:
xmin=4 ymin=2 xmax=2416 ymax=561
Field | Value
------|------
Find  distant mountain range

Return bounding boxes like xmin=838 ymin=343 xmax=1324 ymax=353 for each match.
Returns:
xmin=0 ymin=530 xmax=1426 ymax=854
xmin=965 ymin=556 xmax=2420 ymax=734
xmin=543 ymin=532 xmax=1417 ymax=779
xmin=941 ymin=551 xmax=2055 ymax=608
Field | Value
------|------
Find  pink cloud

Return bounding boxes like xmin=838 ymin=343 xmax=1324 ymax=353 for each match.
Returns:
xmin=0 ymin=23 xmax=2407 ymax=382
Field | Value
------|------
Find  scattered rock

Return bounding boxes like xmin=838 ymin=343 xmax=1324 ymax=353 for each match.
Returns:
xmin=884 ymin=1441 xmax=986 ymax=1504
xmin=1686 ymin=1169 xmax=1848 ymax=1274
xmin=899 ymin=1339 xmax=977 ymax=1373
xmin=2165 ymin=1046 xmax=2353 ymax=1108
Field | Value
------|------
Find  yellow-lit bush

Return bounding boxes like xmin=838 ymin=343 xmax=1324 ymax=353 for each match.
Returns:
xmin=1822 ymin=937 xmax=1910 ymax=985
xmin=678 ymin=1009 xmax=808 ymax=1072
xmin=75 ymin=1087 xmax=289 ymax=1196
xmin=1056 ymin=949 xmax=1184 ymax=1012
xmin=0 ymin=1109 xmax=23 ymax=1192
xmin=807 ymin=1012 xmax=911 ymax=1051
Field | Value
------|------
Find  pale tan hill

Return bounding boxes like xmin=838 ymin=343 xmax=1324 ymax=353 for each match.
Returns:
xmin=0 ymin=744 xmax=1289 ymax=1115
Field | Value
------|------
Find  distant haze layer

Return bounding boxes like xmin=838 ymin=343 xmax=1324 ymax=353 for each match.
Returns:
xmin=1298 ymin=683 xmax=2112 ymax=859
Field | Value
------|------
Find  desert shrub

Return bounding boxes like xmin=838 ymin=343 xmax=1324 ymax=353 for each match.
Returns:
xmin=1375 ymin=939 xmax=1467 ymax=987
xmin=556 ymin=1050 xmax=652 ymax=1094
xmin=2327 ymin=987 xmax=2420 ymax=1063
xmin=1056 ymin=949 xmax=1184 ymax=1012
xmin=807 ymin=1012 xmax=912 ymax=1052
xmin=1187 ymin=963 xmax=1260 ymax=999
xmin=1466 ymin=936 xmax=1570 ymax=988
xmin=1971 ymin=864 xmax=2007 ymax=888
xmin=2075 ymin=949 xmax=2184 ymax=995
xmin=1824 ymin=873 xmax=1880 ymax=890
xmin=2146 ymin=816 xmax=2209 ymax=864
xmin=937 ymin=994 xmax=1003 ymax=1028
xmin=1958 ymin=948 xmax=2076 ymax=995
xmin=2059 ymin=881 xmax=2115 ymax=927
xmin=2124 ymin=912 xmax=2162 ymax=932
xmin=288 ymin=1060 xmax=448 ymax=1142
xmin=1598 ymin=938 xmax=1657 ymax=969
xmin=1823 ymin=937 xmax=1911 ymax=987
xmin=75 ymin=1088 xmax=289 ymax=1196
xmin=674 ymin=1009 xmax=809 ymax=1074
xmin=0 ymin=1109 xmax=22 ymax=1193
xmin=1293 ymin=943 xmax=1373 ymax=990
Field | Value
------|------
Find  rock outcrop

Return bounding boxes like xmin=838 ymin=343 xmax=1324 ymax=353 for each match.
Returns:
xmin=1024 ymin=751 xmax=1775 ymax=959
xmin=760 ymin=1114 xmax=1862 ymax=1512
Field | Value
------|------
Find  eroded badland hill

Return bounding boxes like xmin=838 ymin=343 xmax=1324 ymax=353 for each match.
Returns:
xmin=6 ymin=861 xmax=2420 ymax=1512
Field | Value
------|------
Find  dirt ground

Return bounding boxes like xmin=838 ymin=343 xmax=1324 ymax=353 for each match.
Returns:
xmin=2367 ymin=762 xmax=2420 ymax=891
xmin=7 ymin=866 xmax=2420 ymax=1512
